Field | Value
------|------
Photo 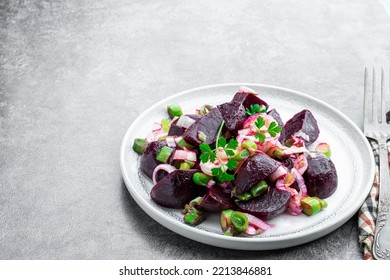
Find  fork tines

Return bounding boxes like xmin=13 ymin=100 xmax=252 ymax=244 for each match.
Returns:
xmin=363 ymin=67 xmax=390 ymax=136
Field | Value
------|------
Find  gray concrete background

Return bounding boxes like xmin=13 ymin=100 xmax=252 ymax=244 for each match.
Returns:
xmin=1 ymin=0 xmax=390 ymax=259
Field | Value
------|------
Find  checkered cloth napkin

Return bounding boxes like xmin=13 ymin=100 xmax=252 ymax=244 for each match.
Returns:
xmin=358 ymin=140 xmax=388 ymax=260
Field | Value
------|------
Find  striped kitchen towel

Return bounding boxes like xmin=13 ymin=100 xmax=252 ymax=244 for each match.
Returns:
xmin=358 ymin=139 xmax=388 ymax=259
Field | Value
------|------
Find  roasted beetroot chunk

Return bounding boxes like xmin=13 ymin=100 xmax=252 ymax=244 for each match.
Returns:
xmin=303 ymin=153 xmax=338 ymax=199
xmin=182 ymin=108 xmax=223 ymax=145
xmin=236 ymin=187 xmax=291 ymax=220
xmin=199 ymin=185 xmax=235 ymax=213
xmin=168 ymin=123 xmax=185 ymax=136
xmin=279 ymin=109 xmax=319 ymax=145
xmin=231 ymin=91 xmax=269 ymax=110
xmin=234 ymin=153 xmax=280 ymax=195
xmin=217 ymin=101 xmax=247 ymax=135
xmin=267 ymin=108 xmax=284 ymax=127
xmin=140 ymin=141 xmax=175 ymax=179
xmin=150 ymin=169 xmax=206 ymax=208
xmin=168 ymin=114 xmax=201 ymax=136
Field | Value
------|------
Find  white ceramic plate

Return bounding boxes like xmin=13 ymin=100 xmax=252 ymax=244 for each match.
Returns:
xmin=120 ymin=83 xmax=375 ymax=250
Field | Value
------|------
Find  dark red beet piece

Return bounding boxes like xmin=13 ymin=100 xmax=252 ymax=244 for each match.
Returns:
xmin=267 ymin=108 xmax=284 ymax=127
xmin=234 ymin=153 xmax=280 ymax=195
xmin=182 ymin=108 xmax=223 ymax=145
xmin=168 ymin=114 xmax=201 ymax=136
xmin=154 ymin=169 xmax=170 ymax=183
xmin=217 ymin=101 xmax=247 ymax=135
xmin=231 ymin=91 xmax=269 ymax=110
xmin=303 ymin=153 xmax=338 ymax=199
xmin=236 ymin=187 xmax=291 ymax=220
xmin=279 ymin=109 xmax=319 ymax=145
xmin=218 ymin=182 xmax=234 ymax=194
xmin=140 ymin=141 xmax=175 ymax=179
xmin=168 ymin=124 xmax=185 ymax=137
xmin=199 ymin=185 xmax=235 ymax=213
xmin=150 ymin=169 xmax=207 ymax=208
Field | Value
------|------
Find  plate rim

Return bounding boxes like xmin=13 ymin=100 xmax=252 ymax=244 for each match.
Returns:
xmin=120 ymin=83 xmax=375 ymax=250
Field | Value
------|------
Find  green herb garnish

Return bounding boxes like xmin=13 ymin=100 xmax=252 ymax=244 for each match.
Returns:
xmin=211 ymin=158 xmax=238 ymax=182
xmin=254 ymin=116 xmax=282 ymax=143
xmin=199 ymin=121 xmax=239 ymax=182
xmin=267 ymin=121 xmax=282 ymax=137
xmin=199 ymin=143 xmax=217 ymax=163
xmin=245 ymin=104 xmax=267 ymax=116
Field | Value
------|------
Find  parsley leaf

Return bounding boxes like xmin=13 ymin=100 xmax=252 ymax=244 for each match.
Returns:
xmin=224 ymin=149 xmax=235 ymax=157
xmin=198 ymin=123 xmax=239 ymax=183
xmin=268 ymin=121 xmax=282 ymax=137
xmin=199 ymin=143 xmax=216 ymax=163
xmin=226 ymin=158 xmax=238 ymax=171
xmin=254 ymin=116 xmax=281 ymax=143
xmin=255 ymin=132 xmax=266 ymax=143
xmin=216 ymin=137 xmax=238 ymax=157
xmin=210 ymin=159 xmax=238 ymax=182
xmin=218 ymin=172 xmax=235 ymax=182
xmin=211 ymin=167 xmax=223 ymax=177
xmin=254 ymin=116 xmax=265 ymax=130
xmin=218 ymin=137 xmax=226 ymax=148
xmin=245 ymin=104 xmax=267 ymax=116
xmin=199 ymin=143 xmax=212 ymax=153
xmin=227 ymin=138 xmax=239 ymax=150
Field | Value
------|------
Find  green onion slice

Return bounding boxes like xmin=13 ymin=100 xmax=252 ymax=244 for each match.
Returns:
xmin=231 ymin=211 xmax=249 ymax=232
xmin=167 ymin=104 xmax=183 ymax=118
xmin=193 ymin=172 xmax=211 ymax=186
xmin=156 ymin=146 xmax=174 ymax=163
xmin=132 ymin=138 xmax=148 ymax=154
xmin=250 ymin=180 xmax=268 ymax=197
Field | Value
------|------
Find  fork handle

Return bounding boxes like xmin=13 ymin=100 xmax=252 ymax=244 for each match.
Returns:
xmin=373 ymin=138 xmax=390 ymax=260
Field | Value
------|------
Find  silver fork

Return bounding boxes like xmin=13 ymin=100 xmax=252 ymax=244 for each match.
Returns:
xmin=364 ymin=67 xmax=390 ymax=260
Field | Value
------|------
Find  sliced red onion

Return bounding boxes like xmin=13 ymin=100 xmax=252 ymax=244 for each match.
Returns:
xmin=287 ymin=195 xmax=302 ymax=216
xmin=153 ymin=131 xmax=168 ymax=141
xmin=268 ymin=165 xmax=287 ymax=183
xmin=238 ymin=128 xmax=252 ymax=136
xmin=174 ymin=136 xmax=184 ymax=146
xmin=283 ymin=146 xmax=308 ymax=155
xmin=275 ymin=180 xmax=287 ymax=191
xmin=294 ymin=154 xmax=308 ymax=175
xmin=200 ymin=161 xmax=213 ymax=176
xmin=152 ymin=122 xmax=168 ymax=140
xmin=152 ymin=122 xmax=162 ymax=133
xmin=243 ymin=213 xmax=272 ymax=233
xmin=273 ymin=170 xmax=303 ymax=215
xmin=244 ymin=225 xmax=261 ymax=235
xmin=293 ymin=130 xmax=310 ymax=142
xmin=292 ymin=168 xmax=308 ymax=197
xmin=239 ymin=85 xmax=257 ymax=95
xmin=241 ymin=135 xmax=258 ymax=142
xmin=205 ymin=180 xmax=216 ymax=189
xmin=165 ymin=136 xmax=176 ymax=148
xmin=173 ymin=150 xmax=197 ymax=162
xmin=152 ymin=164 xmax=177 ymax=185
xmin=176 ymin=115 xmax=196 ymax=128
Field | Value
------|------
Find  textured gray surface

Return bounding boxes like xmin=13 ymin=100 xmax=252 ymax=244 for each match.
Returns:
xmin=1 ymin=0 xmax=390 ymax=260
